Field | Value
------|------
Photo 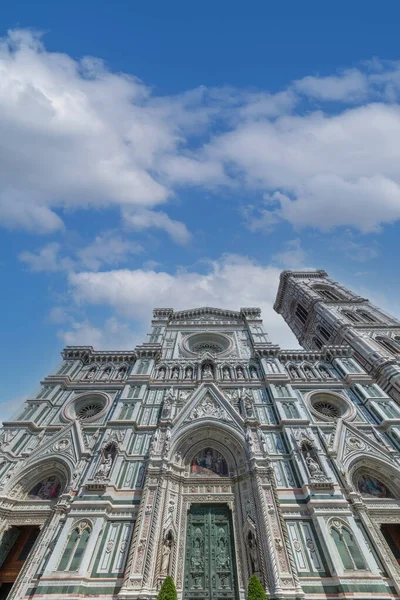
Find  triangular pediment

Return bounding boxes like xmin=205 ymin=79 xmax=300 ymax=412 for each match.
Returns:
xmin=24 ymin=420 xmax=90 ymax=469
xmin=332 ymin=420 xmax=393 ymax=468
xmin=173 ymin=383 xmax=244 ymax=430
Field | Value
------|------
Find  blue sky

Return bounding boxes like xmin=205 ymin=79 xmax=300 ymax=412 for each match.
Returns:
xmin=1 ymin=1 xmax=400 ymax=420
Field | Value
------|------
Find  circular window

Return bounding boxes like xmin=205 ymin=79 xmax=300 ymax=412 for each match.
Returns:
xmin=308 ymin=392 xmax=354 ymax=421
xmin=76 ymin=402 xmax=103 ymax=420
xmin=182 ymin=333 xmax=232 ymax=357
xmin=63 ymin=393 xmax=109 ymax=422
xmin=312 ymin=400 xmax=341 ymax=418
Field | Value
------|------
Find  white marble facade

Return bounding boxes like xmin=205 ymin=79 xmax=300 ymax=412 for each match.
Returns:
xmin=0 ymin=287 xmax=399 ymax=599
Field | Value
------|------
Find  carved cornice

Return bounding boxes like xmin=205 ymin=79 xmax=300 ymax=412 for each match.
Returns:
xmin=134 ymin=346 xmax=161 ymax=359
xmin=171 ymin=307 xmax=244 ymax=321
xmin=62 ymin=346 xmax=136 ymax=363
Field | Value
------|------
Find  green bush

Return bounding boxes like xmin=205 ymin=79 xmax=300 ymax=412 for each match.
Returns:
xmin=157 ymin=576 xmax=177 ymax=600
xmin=248 ymin=574 xmax=267 ymax=600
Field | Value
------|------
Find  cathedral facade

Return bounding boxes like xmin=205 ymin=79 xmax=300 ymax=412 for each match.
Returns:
xmin=1 ymin=271 xmax=400 ymax=600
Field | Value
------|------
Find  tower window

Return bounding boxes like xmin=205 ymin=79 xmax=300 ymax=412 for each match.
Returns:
xmin=319 ymin=326 xmax=331 ymax=341
xmin=314 ymin=337 xmax=323 ymax=349
xmin=343 ymin=311 xmax=362 ymax=324
xmin=357 ymin=311 xmax=378 ymax=323
xmin=295 ymin=304 xmax=308 ymax=324
xmin=376 ymin=336 xmax=400 ymax=356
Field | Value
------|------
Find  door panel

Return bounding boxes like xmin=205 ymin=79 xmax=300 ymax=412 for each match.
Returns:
xmin=184 ymin=504 xmax=238 ymax=600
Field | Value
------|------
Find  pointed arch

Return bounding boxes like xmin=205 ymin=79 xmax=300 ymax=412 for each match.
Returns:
xmin=328 ymin=518 xmax=366 ymax=571
xmin=6 ymin=457 xmax=71 ymax=501
xmin=58 ymin=519 xmax=93 ymax=572
xmin=347 ymin=456 xmax=400 ymax=499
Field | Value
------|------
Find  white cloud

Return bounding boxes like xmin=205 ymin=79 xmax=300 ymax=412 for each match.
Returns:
xmin=123 ymin=209 xmax=191 ymax=245
xmin=18 ymin=231 xmax=143 ymax=272
xmin=19 ymin=242 xmax=73 ymax=271
xmin=207 ymin=104 xmax=400 ymax=233
xmin=4 ymin=28 xmax=400 ymax=246
xmin=57 ymin=316 xmax=142 ymax=349
xmin=294 ymin=69 xmax=368 ymax=101
xmin=67 ymin=254 xmax=300 ymax=348
xmin=273 ymin=239 xmax=308 ymax=269
xmin=0 ymin=29 xmax=188 ymax=239
xmin=76 ymin=231 xmax=143 ymax=270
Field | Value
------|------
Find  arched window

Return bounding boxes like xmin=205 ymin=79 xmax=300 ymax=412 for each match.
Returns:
xmin=58 ymin=521 xmax=92 ymax=571
xmin=313 ymin=337 xmax=323 ymax=350
xmin=356 ymin=310 xmax=378 ymax=323
xmin=376 ymin=336 xmax=400 ymax=356
xmin=343 ymin=311 xmax=362 ymax=324
xmin=314 ymin=286 xmax=345 ymax=301
xmin=318 ymin=326 xmax=331 ymax=341
xmin=330 ymin=523 xmax=366 ymax=570
xmin=295 ymin=304 xmax=308 ymax=324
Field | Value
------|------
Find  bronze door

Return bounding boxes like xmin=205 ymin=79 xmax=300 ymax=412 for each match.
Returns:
xmin=183 ymin=504 xmax=238 ymax=600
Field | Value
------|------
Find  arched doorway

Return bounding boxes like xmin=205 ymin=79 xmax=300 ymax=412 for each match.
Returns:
xmin=0 ymin=526 xmax=41 ymax=599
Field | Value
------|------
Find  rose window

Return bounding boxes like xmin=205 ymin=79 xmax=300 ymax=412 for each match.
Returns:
xmin=182 ymin=332 xmax=232 ymax=357
xmin=76 ymin=402 xmax=104 ymax=420
xmin=308 ymin=392 xmax=352 ymax=421
xmin=312 ymin=401 xmax=341 ymax=419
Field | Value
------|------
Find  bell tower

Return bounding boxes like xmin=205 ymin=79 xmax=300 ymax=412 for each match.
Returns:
xmin=274 ymin=269 xmax=400 ymax=403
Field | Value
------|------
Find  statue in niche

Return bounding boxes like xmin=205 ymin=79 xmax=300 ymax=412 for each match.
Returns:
xmin=236 ymin=366 xmax=245 ymax=380
xmin=149 ymin=429 xmax=159 ymax=456
xmin=102 ymin=367 xmax=111 ymax=380
xmin=246 ymin=532 xmax=259 ymax=574
xmin=118 ymin=367 xmax=126 ymax=379
xmin=95 ymin=455 xmax=113 ymax=480
xmin=86 ymin=368 xmax=96 ymax=380
xmin=162 ymin=388 xmax=175 ymax=418
xmin=28 ymin=475 xmax=61 ymax=500
xmin=185 ymin=366 xmax=193 ymax=379
xmin=302 ymin=442 xmax=327 ymax=482
xmin=191 ymin=448 xmax=228 ymax=476
xmin=163 ymin=429 xmax=171 ymax=455
xmin=157 ymin=367 xmax=166 ymax=380
xmin=172 ymin=367 xmax=179 ymax=380
xmin=250 ymin=366 xmax=258 ymax=379
xmin=246 ymin=427 xmax=254 ymax=451
xmin=202 ymin=363 xmax=213 ymax=378
xmin=242 ymin=389 xmax=254 ymax=417
xmin=95 ymin=441 xmax=117 ymax=480
xmin=222 ymin=367 xmax=231 ymax=380
xmin=161 ymin=531 xmax=173 ymax=574
xmin=357 ymin=474 xmax=394 ymax=498
xmin=305 ymin=453 xmax=324 ymax=478
xmin=303 ymin=365 xmax=314 ymax=379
